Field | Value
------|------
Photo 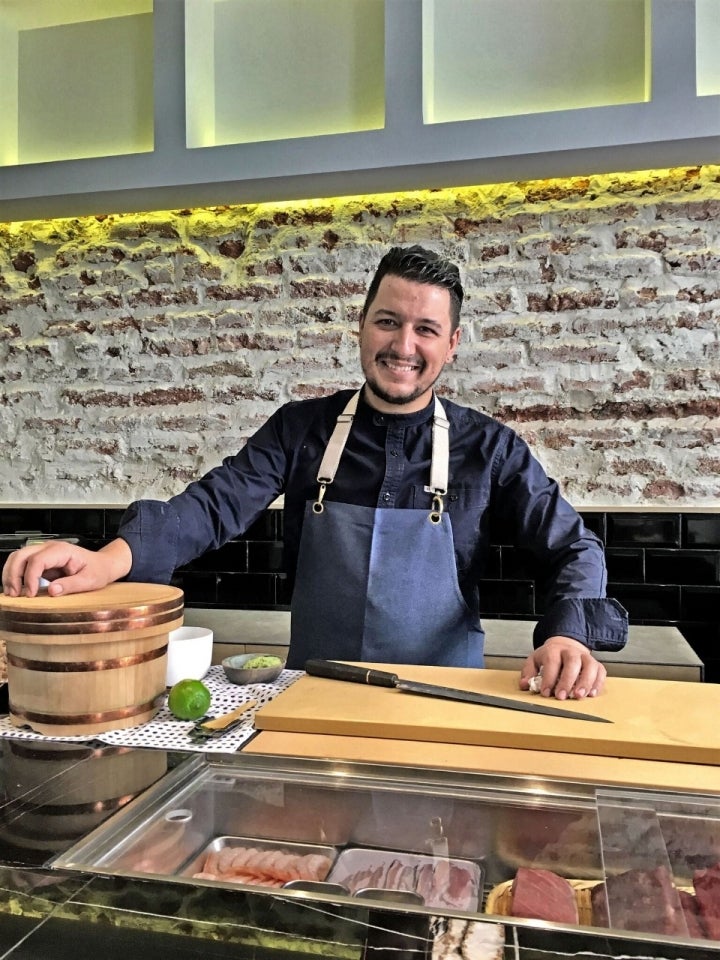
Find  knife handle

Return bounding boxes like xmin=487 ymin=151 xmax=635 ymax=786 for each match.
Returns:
xmin=304 ymin=659 xmax=398 ymax=687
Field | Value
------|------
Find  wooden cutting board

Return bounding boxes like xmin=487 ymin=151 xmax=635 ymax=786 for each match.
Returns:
xmin=254 ymin=664 xmax=720 ymax=765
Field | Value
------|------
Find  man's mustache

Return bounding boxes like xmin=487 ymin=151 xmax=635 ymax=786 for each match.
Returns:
xmin=376 ymin=351 xmax=423 ymax=367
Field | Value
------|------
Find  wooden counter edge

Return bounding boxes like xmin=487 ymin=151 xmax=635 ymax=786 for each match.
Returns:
xmin=243 ymin=730 xmax=720 ymax=794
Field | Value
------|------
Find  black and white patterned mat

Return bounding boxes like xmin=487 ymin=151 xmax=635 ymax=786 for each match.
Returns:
xmin=0 ymin=666 xmax=303 ymax=753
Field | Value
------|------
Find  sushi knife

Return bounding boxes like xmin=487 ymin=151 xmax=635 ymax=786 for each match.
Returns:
xmin=304 ymin=660 xmax=612 ymax=723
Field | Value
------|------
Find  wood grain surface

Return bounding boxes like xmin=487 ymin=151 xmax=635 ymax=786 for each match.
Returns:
xmin=0 ymin=583 xmax=183 ymax=620
xmin=254 ymin=664 xmax=720 ymax=765
xmin=244 ymin=732 xmax=720 ymax=793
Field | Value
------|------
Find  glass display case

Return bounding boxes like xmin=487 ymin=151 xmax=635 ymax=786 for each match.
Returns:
xmin=51 ymin=751 xmax=720 ymax=957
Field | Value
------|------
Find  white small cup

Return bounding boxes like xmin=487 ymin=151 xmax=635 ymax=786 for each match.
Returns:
xmin=166 ymin=626 xmax=213 ymax=688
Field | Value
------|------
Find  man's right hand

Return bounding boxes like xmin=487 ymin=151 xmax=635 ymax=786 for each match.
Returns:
xmin=1 ymin=538 xmax=133 ymax=598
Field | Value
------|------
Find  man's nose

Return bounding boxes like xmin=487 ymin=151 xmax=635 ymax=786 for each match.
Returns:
xmin=391 ymin=324 xmax=416 ymax=356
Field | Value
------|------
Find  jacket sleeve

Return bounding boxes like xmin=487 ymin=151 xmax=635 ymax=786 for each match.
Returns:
xmin=492 ymin=429 xmax=628 ymax=652
xmin=117 ymin=407 xmax=290 ymax=583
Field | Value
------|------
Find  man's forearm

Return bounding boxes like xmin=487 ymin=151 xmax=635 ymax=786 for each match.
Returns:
xmin=98 ymin=538 xmax=133 ymax=582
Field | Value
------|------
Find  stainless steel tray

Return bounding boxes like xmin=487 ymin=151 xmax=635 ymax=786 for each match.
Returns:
xmin=180 ymin=835 xmax=338 ymax=889
xmin=327 ymin=846 xmax=483 ymax=912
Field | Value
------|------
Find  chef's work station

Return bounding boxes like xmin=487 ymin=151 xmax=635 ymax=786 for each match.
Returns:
xmin=9 ymin=246 xmax=720 ymax=960
xmin=1 ymin=245 xmax=628 ymax=703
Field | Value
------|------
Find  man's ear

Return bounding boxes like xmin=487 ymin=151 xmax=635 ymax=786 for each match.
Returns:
xmin=447 ymin=327 xmax=461 ymax=361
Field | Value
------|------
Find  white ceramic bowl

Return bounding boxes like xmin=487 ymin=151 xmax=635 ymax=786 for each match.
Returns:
xmin=166 ymin=626 xmax=213 ymax=688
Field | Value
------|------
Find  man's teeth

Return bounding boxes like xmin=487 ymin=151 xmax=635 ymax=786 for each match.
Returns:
xmin=383 ymin=359 xmax=417 ymax=371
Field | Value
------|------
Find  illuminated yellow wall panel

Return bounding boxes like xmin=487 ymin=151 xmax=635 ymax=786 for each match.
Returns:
xmin=696 ymin=0 xmax=720 ymax=96
xmin=423 ymin=0 xmax=649 ymax=124
xmin=0 ymin=0 xmax=153 ymax=167
xmin=186 ymin=0 xmax=385 ymax=149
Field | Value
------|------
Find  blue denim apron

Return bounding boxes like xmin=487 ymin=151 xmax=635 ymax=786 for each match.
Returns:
xmin=288 ymin=391 xmax=483 ymax=669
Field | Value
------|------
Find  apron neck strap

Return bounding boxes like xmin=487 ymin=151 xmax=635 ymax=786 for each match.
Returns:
xmin=317 ymin=390 xmax=360 ymax=484
xmin=314 ymin=390 xmax=449 ymax=514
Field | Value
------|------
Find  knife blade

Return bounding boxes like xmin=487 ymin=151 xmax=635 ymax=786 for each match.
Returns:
xmin=304 ymin=660 xmax=612 ymax=723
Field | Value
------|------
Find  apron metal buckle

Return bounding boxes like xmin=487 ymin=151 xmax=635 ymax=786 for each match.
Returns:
xmin=429 ymin=491 xmax=445 ymax=524
xmin=313 ymin=479 xmax=330 ymax=514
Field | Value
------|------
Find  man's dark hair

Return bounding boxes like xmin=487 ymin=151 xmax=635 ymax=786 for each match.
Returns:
xmin=362 ymin=245 xmax=464 ymax=332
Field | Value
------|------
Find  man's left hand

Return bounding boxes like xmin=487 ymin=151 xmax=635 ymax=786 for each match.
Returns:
xmin=519 ymin=636 xmax=607 ymax=700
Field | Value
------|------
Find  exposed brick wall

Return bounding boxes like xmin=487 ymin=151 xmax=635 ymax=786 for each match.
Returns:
xmin=1 ymin=164 xmax=719 ymax=506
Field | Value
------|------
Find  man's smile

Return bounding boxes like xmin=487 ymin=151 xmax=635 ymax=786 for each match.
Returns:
xmin=377 ymin=353 xmax=423 ymax=374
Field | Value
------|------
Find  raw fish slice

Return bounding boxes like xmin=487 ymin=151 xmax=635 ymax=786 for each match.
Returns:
xmin=679 ymin=890 xmax=706 ymax=939
xmin=511 ymin=866 xmax=579 ymax=924
xmin=416 ymin=862 xmax=436 ymax=904
xmin=243 ymin=848 xmax=271 ymax=872
xmin=385 ymin=859 xmax=404 ymax=889
xmin=694 ymin=862 xmax=720 ymax=939
xmin=444 ymin=863 xmax=477 ymax=910
xmin=600 ymin=866 xmax=686 ymax=936
xmin=217 ymin=846 xmax=238 ymax=873
xmin=268 ymin=851 xmax=296 ymax=881
xmin=303 ymin=853 xmax=332 ymax=881
xmin=398 ymin=864 xmax=417 ymax=892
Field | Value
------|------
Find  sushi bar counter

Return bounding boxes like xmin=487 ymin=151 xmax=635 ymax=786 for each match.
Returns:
xmin=0 ymin=733 xmax=716 ymax=960
xmin=0 ymin=581 xmax=717 ymax=960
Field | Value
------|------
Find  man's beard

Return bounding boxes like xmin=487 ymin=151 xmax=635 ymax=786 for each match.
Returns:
xmin=364 ymin=375 xmax=428 ymax=406
xmin=364 ymin=352 xmax=434 ymax=407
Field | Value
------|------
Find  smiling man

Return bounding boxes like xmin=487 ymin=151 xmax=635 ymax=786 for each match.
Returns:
xmin=2 ymin=245 xmax=627 ymax=699
xmin=359 ymin=269 xmax=460 ymax=411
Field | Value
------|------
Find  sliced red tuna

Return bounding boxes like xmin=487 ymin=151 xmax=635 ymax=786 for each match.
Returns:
xmin=510 ymin=866 xmax=579 ymax=924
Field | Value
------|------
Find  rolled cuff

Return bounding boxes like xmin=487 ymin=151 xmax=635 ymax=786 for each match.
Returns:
xmin=118 ymin=500 xmax=180 ymax=584
xmin=533 ymin=598 xmax=628 ymax=652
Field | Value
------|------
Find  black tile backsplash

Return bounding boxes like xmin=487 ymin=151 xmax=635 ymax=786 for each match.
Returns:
xmin=680 ymin=585 xmax=720 ymax=621
xmin=170 ymin=571 xmax=217 ymax=605
xmin=217 ymin=572 xmax=287 ymax=607
xmin=605 ymin=548 xmax=645 ymax=582
xmin=606 ymin=513 xmax=681 ymax=547
xmin=646 ymin=549 xmax=720 ymax=586
xmin=497 ymin=546 xmax=536 ymax=580
xmin=181 ymin=541 xmax=249 ymax=573
xmin=606 ymin=582 xmax=682 ymax=622
xmin=684 ymin=514 xmax=720 ymax=548
xmin=0 ymin=508 xmax=53 ymax=535
xmin=477 ymin=579 xmax=536 ymax=616
xmin=49 ymin=508 xmax=106 ymax=539
xmin=247 ymin=541 xmax=285 ymax=572
xmin=2 ymin=507 xmax=719 ymax=680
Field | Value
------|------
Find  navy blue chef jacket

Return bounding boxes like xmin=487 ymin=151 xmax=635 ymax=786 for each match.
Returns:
xmin=118 ymin=389 xmax=627 ymax=653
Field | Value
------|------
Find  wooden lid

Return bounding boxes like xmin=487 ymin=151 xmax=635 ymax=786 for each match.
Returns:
xmin=0 ymin=583 xmax=184 ymax=632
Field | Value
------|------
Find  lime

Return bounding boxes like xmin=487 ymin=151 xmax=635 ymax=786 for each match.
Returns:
xmin=168 ymin=679 xmax=211 ymax=721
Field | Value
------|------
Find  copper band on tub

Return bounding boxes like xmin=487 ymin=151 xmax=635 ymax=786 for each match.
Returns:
xmin=9 ymin=698 xmax=159 ymax=727
xmin=0 ymin=594 xmax=183 ymax=624
xmin=7 ymin=643 xmax=167 ymax=672
xmin=1 ymin=606 xmax=183 ymax=634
